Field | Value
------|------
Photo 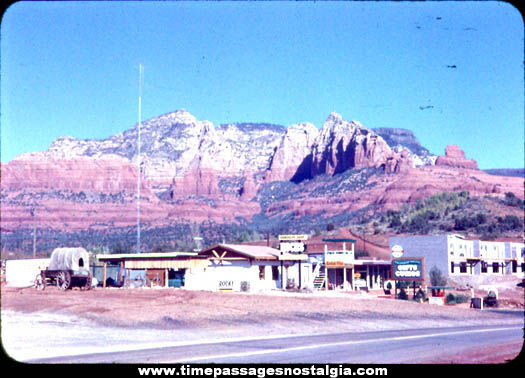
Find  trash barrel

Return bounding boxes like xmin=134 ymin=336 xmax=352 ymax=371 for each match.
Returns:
xmin=470 ymin=297 xmax=482 ymax=309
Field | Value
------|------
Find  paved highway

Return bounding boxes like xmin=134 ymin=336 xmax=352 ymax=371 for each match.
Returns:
xmin=27 ymin=324 xmax=523 ymax=364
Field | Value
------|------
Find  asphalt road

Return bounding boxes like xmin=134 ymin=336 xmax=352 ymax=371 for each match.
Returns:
xmin=27 ymin=324 xmax=523 ymax=364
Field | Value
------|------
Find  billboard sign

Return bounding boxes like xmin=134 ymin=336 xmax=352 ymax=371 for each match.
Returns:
xmin=391 ymin=258 xmax=425 ymax=281
xmin=279 ymin=241 xmax=306 ymax=253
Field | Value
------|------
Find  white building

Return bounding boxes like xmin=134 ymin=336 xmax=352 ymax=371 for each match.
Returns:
xmin=5 ymin=258 xmax=50 ymax=287
xmin=389 ymin=234 xmax=524 ymax=279
xmin=191 ymin=244 xmax=310 ymax=292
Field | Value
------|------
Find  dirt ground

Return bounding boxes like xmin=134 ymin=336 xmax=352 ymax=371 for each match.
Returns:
xmin=421 ymin=340 xmax=524 ymax=364
xmin=1 ymin=284 xmax=523 ymax=363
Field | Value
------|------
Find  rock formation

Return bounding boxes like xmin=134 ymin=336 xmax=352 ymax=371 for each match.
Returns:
xmin=1 ymin=109 xmax=522 ymax=252
xmin=309 ymin=112 xmax=411 ymax=177
xmin=435 ymin=145 xmax=478 ymax=170
xmin=264 ymin=122 xmax=319 ymax=182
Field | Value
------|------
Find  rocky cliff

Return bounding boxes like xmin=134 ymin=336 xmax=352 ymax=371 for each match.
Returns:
xmin=373 ymin=127 xmax=437 ymax=167
xmin=1 ymin=109 xmax=522 ymax=253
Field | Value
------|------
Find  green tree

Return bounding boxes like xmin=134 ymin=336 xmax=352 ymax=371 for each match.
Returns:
xmin=429 ymin=266 xmax=447 ymax=287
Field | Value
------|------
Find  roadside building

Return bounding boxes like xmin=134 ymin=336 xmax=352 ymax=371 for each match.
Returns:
xmin=96 ymin=244 xmax=310 ymax=292
xmin=389 ymin=234 xmax=525 ymax=279
xmin=96 ymin=252 xmax=207 ymax=288
xmin=505 ymin=242 xmax=525 ymax=276
xmin=192 ymin=244 xmax=310 ymax=292
xmin=5 ymin=258 xmax=50 ymax=287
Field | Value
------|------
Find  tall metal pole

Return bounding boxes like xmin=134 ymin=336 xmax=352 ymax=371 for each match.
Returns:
xmin=137 ymin=64 xmax=143 ymax=254
xmin=31 ymin=208 xmax=36 ymax=257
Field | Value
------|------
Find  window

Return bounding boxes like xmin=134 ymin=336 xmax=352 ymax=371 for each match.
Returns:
xmin=460 ymin=262 xmax=467 ymax=274
xmin=512 ymin=261 xmax=517 ymax=273
xmin=450 ymin=262 xmax=455 ymax=273
xmin=259 ymin=266 xmax=265 ymax=280
xmin=481 ymin=262 xmax=487 ymax=273
xmin=492 ymin=262 xmax=499 ymax=273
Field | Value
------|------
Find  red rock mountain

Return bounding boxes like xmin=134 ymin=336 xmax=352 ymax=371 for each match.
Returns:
xmin=1 ymin=110 xmax=522 ymax=252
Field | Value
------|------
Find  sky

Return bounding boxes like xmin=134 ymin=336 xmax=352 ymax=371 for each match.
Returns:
xmin=1 ymin=1 xmax=523 ymax=169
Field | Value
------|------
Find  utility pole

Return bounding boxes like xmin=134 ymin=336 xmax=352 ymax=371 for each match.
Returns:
xmin=30 ymin=208 xmax=36 ymax=258
xmin=137 ymin=64 xmax=143 ymax=254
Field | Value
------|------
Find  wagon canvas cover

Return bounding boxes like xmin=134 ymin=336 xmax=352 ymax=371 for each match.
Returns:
xmin=48 ymin=248 xmax=90 ymax=272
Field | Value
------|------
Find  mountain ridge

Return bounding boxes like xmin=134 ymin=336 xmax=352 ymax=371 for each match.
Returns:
xmin=1 ymin=109 xmax=523 ymax=254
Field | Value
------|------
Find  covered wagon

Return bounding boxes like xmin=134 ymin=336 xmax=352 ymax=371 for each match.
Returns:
xmin=34 ymin=247 xmax=92 ymax=290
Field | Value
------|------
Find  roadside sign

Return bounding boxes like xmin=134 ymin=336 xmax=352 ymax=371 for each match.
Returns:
xmin=279 ymin=241 xmax=305 ymax=253
xmin=391 ymin=245 xmax=404 ymax=258
xmin=279 ymin=234 xmax=308 ymax=241
xmin=325 ymin=261 xmax=345 ymax=267
xmin=278 ymin=253 xmax=308 ymax=261
xmin=218 ymin=280 xmax=234 ymax=291
xmin=391 ymin=258 xmax=425 ymax=281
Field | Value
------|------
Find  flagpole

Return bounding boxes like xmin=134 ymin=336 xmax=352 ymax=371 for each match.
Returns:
xmin=137 ymin=64 xmax=143 ymax=254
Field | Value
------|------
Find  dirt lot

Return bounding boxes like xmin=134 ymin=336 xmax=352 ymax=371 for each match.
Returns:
xmin=2 ymin=285 xmax=523 ymax=363
xmin=1 ymin=285 xmax=522 ymax=328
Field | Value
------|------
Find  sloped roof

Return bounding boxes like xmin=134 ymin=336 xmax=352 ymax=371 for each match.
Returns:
xmin=199 ymin=244 xmax=280 ymax=260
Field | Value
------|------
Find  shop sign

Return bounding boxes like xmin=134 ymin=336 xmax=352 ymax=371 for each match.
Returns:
xmin=279 ymin=241 xmax=306 ymax=253
xmin=279 ymin=234 xmax=308 ymax=241
xmin=325 ymin=261 xmax=344 ymax=267
xmin=278 ymin=252 xmax=308 ymax=261
xmin=391 ymin=245 xmax=404 ymax=258
xmin=218 ymin=280 xmax=234 ymax=291
xmin=391 ymin=258 xmax=425 ymax=281
xmin=325 ymin=250 xmax=354 ymax=265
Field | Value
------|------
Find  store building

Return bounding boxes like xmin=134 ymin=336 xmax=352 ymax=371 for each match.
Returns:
xmin=389 ymin=234 xmax=525 ymax=279
xmin=97 ymin=244 xmax=310 ymax=292
xmin=192 ymin=244 xmax=310 ymax=292
xmin=96 ymin=252 xmax=208 ymax=288
xmin=307 ymin=238 xmax=391 ymax=291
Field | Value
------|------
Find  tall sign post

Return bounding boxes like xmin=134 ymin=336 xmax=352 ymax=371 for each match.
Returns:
xmin=278 ymin=234 xmax=308 ymax=289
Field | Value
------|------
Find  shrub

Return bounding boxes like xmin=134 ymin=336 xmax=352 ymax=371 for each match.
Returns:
xmin=413 ymin=288 xmax=426 ymax=303
xmin=455 ymin=294 xmax=470 ymax=304
xmin=429 ymin=266 xmax=447 ymax=287
xmin=446 ymin=293 xmax=456 ymax=304
xmin=389 ymin=215 xmax=402 ymax=228
xmin=503 ymin=192 xmax=525 ymax=208
xmin=398 ymin=288 xmax=408 ymax=300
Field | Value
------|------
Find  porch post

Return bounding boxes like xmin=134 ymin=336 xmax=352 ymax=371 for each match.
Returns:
xmin=103 ymin=262 xmax=107 ymax=288
xmin=325 ymin=265 xmax=328 ymax=291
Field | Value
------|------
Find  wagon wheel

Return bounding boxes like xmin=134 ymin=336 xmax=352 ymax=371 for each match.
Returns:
xmin=80 ymin=273 xmax=92 ymax=291
xmin=34 ymin=274 xmax=46 ymax=291
xmin=56 ymin=271 xmax=72 ymax=291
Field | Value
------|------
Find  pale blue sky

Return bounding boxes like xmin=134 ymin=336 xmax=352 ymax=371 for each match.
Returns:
xmin=1 ymin=1 xmax=523 ymax=169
